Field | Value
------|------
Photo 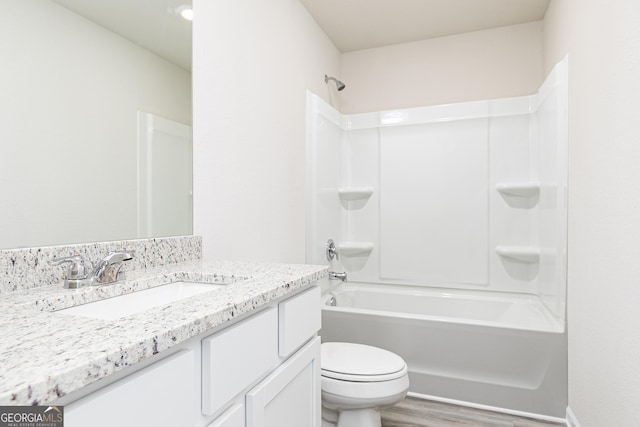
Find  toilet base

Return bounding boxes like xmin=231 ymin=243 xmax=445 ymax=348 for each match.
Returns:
xmin=321 ymin=379 xmax=408 ymax=427
xmin=338 ymin=408 xmax=382 ymax=427
xmin=322 ymin=407 xmax=381 ymax=427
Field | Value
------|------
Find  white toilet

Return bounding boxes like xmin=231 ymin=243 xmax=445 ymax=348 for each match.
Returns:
xmin=321 ymin=342 xmax=410 ymax=427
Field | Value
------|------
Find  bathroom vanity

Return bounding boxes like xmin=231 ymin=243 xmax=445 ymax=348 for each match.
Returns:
xmin=64 ymin=285 xmax=321 ymax=427
xmin=0 ymin=237 xmax=326 ymax=427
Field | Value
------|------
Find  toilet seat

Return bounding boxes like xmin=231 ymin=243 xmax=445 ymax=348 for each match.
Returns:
xmin=321 ymin=342 xmax=407 ymax=382
xmin=321 ymin=366 xmax=408 ymax=382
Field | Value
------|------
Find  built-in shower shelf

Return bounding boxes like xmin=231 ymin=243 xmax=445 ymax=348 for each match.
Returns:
xmin=338 ymin=187 xmax=374 ymax=202
xmin=337 ymin=242 xmax=374 ymax=257
xmin=496 ymin=182 xmax=540 ymax=198
xmin=495 ymin=246 xmax=540 ymax=263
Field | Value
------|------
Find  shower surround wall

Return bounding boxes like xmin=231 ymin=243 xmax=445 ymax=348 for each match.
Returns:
xmin=308 ymin=58 xmax=568 ymax=417
xmin=307 ymin=57 xmax=568 ymax=328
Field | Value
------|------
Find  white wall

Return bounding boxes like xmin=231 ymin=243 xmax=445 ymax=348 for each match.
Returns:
xmin=192 ymin=0 xmax=341 ymax=263
xmin=543 ymin=0 xmax=640 ymax=425
xmin=340 ymin=22 xmax=543 ymax=114
xmin=0 ymin=0 xmax=191 ymax=249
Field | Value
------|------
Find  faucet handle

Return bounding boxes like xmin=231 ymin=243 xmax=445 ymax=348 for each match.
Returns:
xmin=326 ymin=239 xmax=339 ymax=261
xmin=49 ymin=254 xmax=90 ymax=280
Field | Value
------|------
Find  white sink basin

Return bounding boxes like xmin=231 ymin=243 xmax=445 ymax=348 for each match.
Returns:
xmin=57 ymin=281 xmax=226 ymax=320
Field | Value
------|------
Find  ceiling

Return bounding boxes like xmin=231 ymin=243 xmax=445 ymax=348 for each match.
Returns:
xmin=50 ymin=0 xmax=192 ymax=70
xmin=49 ymin=0 xmax=550 ymax=69
xmin=299 ymin=0 xmax=551 ymax=53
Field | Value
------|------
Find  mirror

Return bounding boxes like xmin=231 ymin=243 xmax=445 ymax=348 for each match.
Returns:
xmin=0 ymin=0 xmax=192 ymax=250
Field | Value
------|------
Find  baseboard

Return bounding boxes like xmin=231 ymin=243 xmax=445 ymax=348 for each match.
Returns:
xmin=566 ymin=407 xmax=581 ymax=427
xmin=407 ymin=392 xmax=566 ymax=424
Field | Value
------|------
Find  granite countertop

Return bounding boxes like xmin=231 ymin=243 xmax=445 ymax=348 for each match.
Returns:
xmin=0 ymin=260 xmax=327 ymax=406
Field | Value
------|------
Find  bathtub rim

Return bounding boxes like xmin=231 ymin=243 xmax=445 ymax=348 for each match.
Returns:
xmin=323 ymin=281 xmax=565 ymax=334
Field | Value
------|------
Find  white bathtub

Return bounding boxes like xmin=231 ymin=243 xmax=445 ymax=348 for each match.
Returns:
xmin=321 ymin=282 xmax=567 ymax=419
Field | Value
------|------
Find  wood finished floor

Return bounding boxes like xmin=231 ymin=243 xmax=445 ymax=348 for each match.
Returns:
xmin=380 ymin=397 xmax=565 ymax=427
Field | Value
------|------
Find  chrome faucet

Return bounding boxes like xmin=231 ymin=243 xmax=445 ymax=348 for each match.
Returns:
xmin=326 ymin=239 xmax=339 ymax=261
xmin=326 ymin=239 xmax=347 ymax=282
xmin=328 ymin=271 xmax=347 ymax=281
xmin=48 ymin=254 xmax=91 ymax=289
xmin=49 ymin=250 xmax=134 ymax=289
xmin=92 ymin=251 xmax=134 ymax=284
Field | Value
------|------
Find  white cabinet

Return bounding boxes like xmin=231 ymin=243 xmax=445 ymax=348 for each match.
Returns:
xmin=65 ymin=350 xmax=196 ymax=427
xmin=246 ymin=337 xmax=321 ymax=427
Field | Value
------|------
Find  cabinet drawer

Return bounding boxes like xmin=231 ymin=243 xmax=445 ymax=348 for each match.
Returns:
xmin=278 ymin=286 xmax=321 ymax=357
xmin=202 ymin=307 xmax=278 ymax=415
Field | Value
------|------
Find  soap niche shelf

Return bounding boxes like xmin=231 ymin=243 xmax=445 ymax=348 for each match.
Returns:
xmin=338 ymin=187 xmax=374 ymax=201
xmin=337 ymin=242 xmax=374 ymax=257
xmin=496 ymin=182 xmax=540 ymax=197
xmin=338 ymin=187 xmax=374 ymax=204
xmin=495 ymin=246 xmax=540 ymax=263
xmin=496 ymin=182 xmax=540 ymax=208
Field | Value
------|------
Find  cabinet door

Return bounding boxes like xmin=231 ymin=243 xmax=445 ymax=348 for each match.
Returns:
xmin=65 ymin=349 xmax=196 ymax=427
xmin=246 ymin=337 xmax=320 ymax=427
xmin=202 ymin=307 xmax=278 ymax=415
xmin=208 ymin=403 xmax=244 ymax=427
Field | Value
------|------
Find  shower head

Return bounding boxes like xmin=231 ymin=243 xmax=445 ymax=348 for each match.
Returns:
xmin=324 ymin=74 xmax=346 ymax=91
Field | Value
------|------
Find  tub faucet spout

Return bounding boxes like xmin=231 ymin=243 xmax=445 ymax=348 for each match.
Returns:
xmin=329 ymin=271 xmax=347 ymax=281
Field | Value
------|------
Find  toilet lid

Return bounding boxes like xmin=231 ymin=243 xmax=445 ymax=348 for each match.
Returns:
xmin=321 ymin=342 xmax=407 ymax=382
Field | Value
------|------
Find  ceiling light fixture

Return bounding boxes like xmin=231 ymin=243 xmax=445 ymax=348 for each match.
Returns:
xmin=176 ymin=5 xmax=193 ymax=21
